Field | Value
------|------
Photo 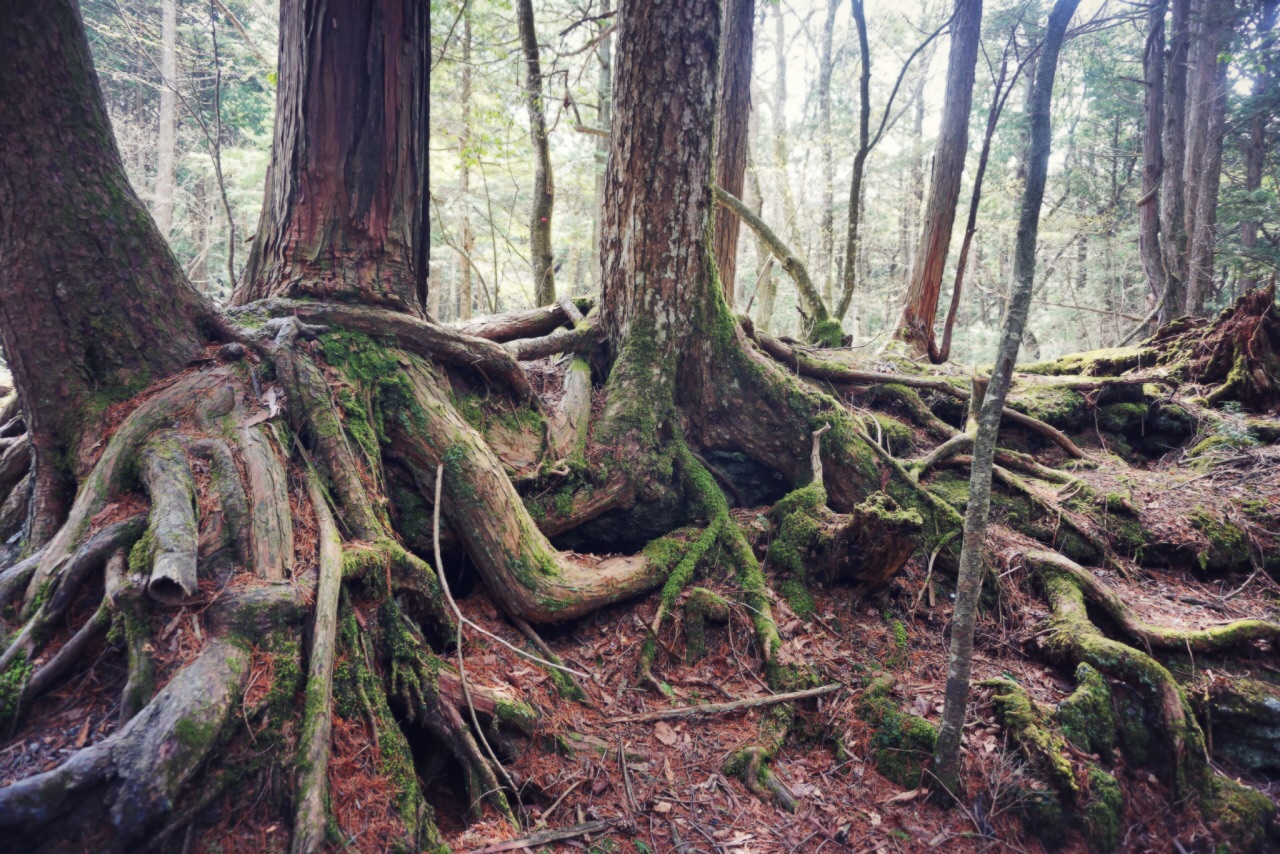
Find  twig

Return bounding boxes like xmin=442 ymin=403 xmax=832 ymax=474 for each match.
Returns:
xmin=434 ymin=465 xmax=520 ymax=816
xmin=470 ymin=821 xmax=613 ymax=853
xmin=606 ymin=683 xmax=842 ymax=723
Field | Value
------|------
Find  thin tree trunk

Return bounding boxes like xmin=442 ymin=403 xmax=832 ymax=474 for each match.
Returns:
xmin=894 ymin=0 xmax=983 ymax=357
xmin=1160 ymin=0 xmax=1191 ymax=322
xmin=459 ymin=7 xmax=475 ymax=321
xmin=816 ymin=0 xmax=841 ymax=303
xmin=713 ymin=0 xmax=755 ymax=304
xmin=1181 ymin=0 xmax=1208 ymax=252
xmin=154 ymin=0 xmax=179 ymax=236
xmin=836 ymin=0 xmax=872 ymax=321
xmin=932 ymin=0 xmax=1081 ymax=793
xmin=1241 ymin=0 xmax=1277 ymax=292
xmin=1139 ymin=1 xmax=1166 ymax=309
xmin=0 ymin=0 xmax=212 ymax=543
xmin=234 ymin=0 xmax=428 ymax=314
xmin=591 ymin=2 xmax=612 ymax=290
xmin=937 ymin=45 xmax=1016 ymax=364
xmin=517 ymin=0 xmax=556 ymax=306
xmin=1186 ymin=1 xmax=1230 ymax=316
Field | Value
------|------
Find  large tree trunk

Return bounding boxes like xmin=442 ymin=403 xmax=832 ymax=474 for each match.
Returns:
xmin=0 ymin=0 xmax=211 ymax=543
xmin=154 ymin=0 xmax=179 ymax=236
xmin=233 ymin=0 xmax=427 ymax=313
xmin=712 ymin=0 xmax=755 ymax=304
xmin=1159 ymin=0 xmax=1191 ymax=323
xmin=894 ymin=0 xmax=982 ymax=357
xmin=516 ymin=0 xmax=556 ymax=307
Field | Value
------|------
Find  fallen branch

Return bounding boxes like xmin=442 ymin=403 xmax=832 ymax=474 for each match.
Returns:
xmin=471 ymin=821 xmax=613 ymax=853
xmin=606 ymin=683 xmax=842 ymax=723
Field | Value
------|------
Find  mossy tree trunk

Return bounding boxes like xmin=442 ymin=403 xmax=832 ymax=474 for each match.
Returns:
xmin=0 ymin=0 xmax=213 ymax=544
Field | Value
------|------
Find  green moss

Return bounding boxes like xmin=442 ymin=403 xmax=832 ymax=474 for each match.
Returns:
xmin=808 ymin=318 xmax=845 ymax=348
xmin=684 ymin=588 xmax=731 ymax=663
xmin=1055 ymin=663 xmax=1117 ymax=759
xmin=983 ymin=678 xmax=1077 ymax=796
xmin=1097 ymin=402 xmax=1148 ymax=433
xmin=1081 ymin=767 xmax=1124 ymax=852
xmin=870 ymin=414 xmax=915 ymax=456
xmin=1006 ymin=384 xmax=1088 ymax=430
xmin=1189 ymin=509 xmax=1250 ymax=574
xmin=1021 ymin=347 xmax=1148 ymax=377
xmin=128 ymin=528 xmax=156 ymax=576
xmin=926 ymin=470 xmax=970 ymax=511
xmin=778 ymin=579 xmax=814 ymax=619
xmin=857 ymin=675 xmax=936 ymax=788
xmin=0 ymin=657 xmax=31 ymax=729
xmin=1201 ymin=776 xmax=1276 ymax=851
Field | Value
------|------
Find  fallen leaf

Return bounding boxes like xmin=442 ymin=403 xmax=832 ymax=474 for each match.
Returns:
xmin=882 ymin=788 xmax=923 ymax=805
xmin=654 ymin=721 xmax=678 ymax=746
xmin=651 ymin=800 xmax=672 ymax=814
xmin=74 ymin=717 xmax=90 ymax=748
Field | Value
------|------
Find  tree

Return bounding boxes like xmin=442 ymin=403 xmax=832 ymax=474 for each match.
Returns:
xmin=153 ymin=0 xmax=178 ymax=235
xmin=816 ymin=0 xmax=842 ymax=303
xmin=1139 ymin=0 xmax=1167 ymax=316
xmin=517 ymin=0 xmax=556 ymax=307
xmin=1186 ymin=0 xmax=1232 ymax=315
xmin=931 ymin=0 xmax=1080 ymax=793
xmin=233 ymin=0 xmax=428 ymax=313
xmin=893 ymin=0 xmax=983 ymax=358
xmin=712 ymin=0 xmax=755 ymax=304
xmin=1160 ymin=0 xmax=1191 ymax=322
xmin=0 ymin=0 xmax=212 ymax=545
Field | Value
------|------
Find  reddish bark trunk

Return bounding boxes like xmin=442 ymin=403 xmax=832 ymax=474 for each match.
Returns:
xmin=895 ymin=0 xmax=983 ymax=356
xmin=234 ymin=0 xmax=428 ymax=314
xmin=712 ymin=0 xmax=755 ymax=304
xmin=1160 ymin=0 xmax=1190 ymax=322
xmin=0 ymin=0 xmax=211 ymax=540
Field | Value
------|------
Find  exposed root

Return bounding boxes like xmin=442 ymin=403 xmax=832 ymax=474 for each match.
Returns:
xmin=136 ymin=432 xmax=200 ymax=604
xmin=449 ymin=299 xmax=591 ymax=342
xmin=724 ymin=705 xmax=798 ymax=812
xmin=290 ymin=473 xmax=342 ymax=854
xmin=1029 ymin=550 xmax=1280 ymax=653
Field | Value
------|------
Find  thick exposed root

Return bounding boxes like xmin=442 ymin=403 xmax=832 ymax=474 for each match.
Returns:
xmin=1029 ymin=550 xmax=1280 ymax=653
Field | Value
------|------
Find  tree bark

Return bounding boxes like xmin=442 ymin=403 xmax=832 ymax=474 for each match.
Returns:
xmin=1185 ymin=0 xmax=1230 ymax=316
xmin=836 ymin=0 xmax=872 ymax=322
xmin=0 ymin=0 xmax=211 ymax=542
xmin=590 ymin=1 xmax=613 ymax=292
xmin=816 ymin=0 xmax=841 ymax=303
xmin=712 ymin=0 xmax=755 ymax=304
xmin=233 ymin=0 xmax=428 ymax=314
xmin=894 ymin=0 xmax=983 ymax=356
xmin=1139 ymin=1 xmax=1166 ymax=310
xmin=1160 ymin=0 xmax=1191 ymax=323
xmin=516 ymin=0 xmax=556 ymax=306
xmin=932 ymin=0 xmax=1080 ymax=793
xmin=1241 ymin=0 xmax=1277 ymax=292
xmin=154 ymin=0 xmax=179 ymax=236
xmin=458 ymin=6 xmax=475 ymax=320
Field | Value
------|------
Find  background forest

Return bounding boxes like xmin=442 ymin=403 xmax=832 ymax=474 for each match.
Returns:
xmin=93 ymin=0 xmax=1280 ymax=363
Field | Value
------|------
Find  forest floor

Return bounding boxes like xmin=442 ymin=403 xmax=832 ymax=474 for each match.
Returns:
xmin=420 ymin=399 xmax=1280 ymax=854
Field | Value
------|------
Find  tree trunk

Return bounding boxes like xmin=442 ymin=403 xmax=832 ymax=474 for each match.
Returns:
xmin=836 ymin=0 xmax=872 ymax=322
xmin=154 ymin=0 xmax=179 ymax=237
xmin=816 ymin=0 xmax=840 ymax=303
xmin=938 ymin=45 xmax=1015 ymax=364
xmin=894 ymin=0 xmax=983 ymax=357
xmin=1181 ymin=0 xmax=1207 ymax=254
xmin=516 ymin=0 xmax=556 ymax=306
xmin=1139 ymin=1 xmax=1166 ymax=309
xmin=713 ymin=0 xmax=755 ymax=304
xmin=932 ymin=0 xmax=1080 ymax=793
xmin=769 ymin=2 xmax=804 ymax=321
xmin=1159 ymin=0 xmax=1191 ymax=323
xmin=1241 ymin=0 xmax=1277 ymax=292
xmin=458 ymin=6 xmax=475 ymax=320
xmin=1185 ymin=1 xmax=1230 ymax=316
xmin=590 ymin=1 xmax=613 ymax=291
xmin=233 ymin=0 xmax=428 ymax=314
xmin=0 ymin=0 xmax=211 ymax=542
